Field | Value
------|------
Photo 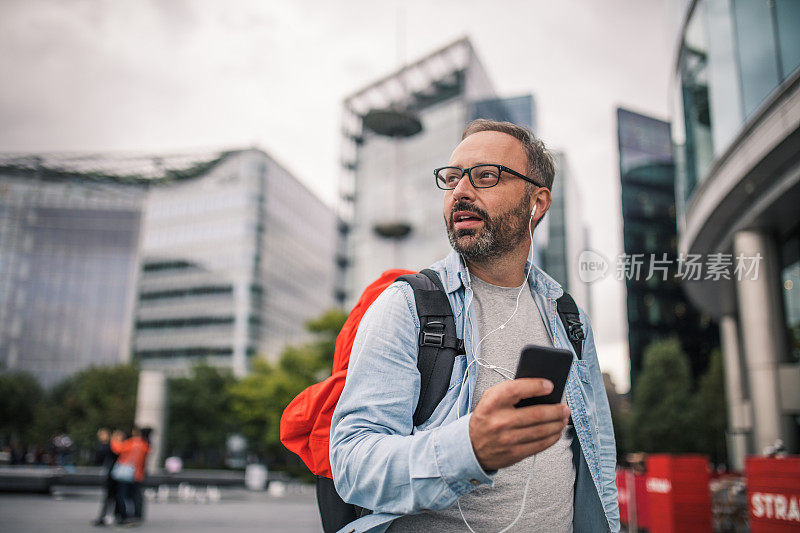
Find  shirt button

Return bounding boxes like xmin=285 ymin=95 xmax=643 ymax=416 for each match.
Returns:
xmin=470 ymin=479 xmax=480 ymax=486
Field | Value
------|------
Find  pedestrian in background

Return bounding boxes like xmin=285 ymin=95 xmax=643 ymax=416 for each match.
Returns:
xmin=111 ymin=427 xmax=150 ymax=526
xmin=135 ymin=428 xmax=153 ymax=522
xmin=92 ymin=428 xmax=119 ymax=527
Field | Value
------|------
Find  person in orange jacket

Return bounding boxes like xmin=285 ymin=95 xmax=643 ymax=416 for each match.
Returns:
xmin=111 ymin=427 xmax=151 ymax=525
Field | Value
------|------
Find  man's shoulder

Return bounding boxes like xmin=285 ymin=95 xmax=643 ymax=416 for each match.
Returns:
xmin=347 ymin=276 xmax=424 ymax=366
xmin=360 ymin=280 xmax=418 ymax=329
xmin=358 ymin=257 xmax=453 ymax=332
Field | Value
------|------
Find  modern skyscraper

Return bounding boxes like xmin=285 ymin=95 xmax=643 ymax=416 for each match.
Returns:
xmin=671 ymin=0 xmax=800 ymax=467
xmin=468 ymin=94 xmax=536 ymax=131
xmin=134 ymin=149 xmax=338 ymax=377
xmin=534 ymin=151 xmax=592 ymax=310
xmin=616 ymin=108 xmax=719 ymax=385
xmin=338 ymin=38 xmax=542 ymax=304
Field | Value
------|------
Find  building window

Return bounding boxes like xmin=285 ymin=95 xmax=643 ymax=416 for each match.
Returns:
xmin=775 ymin=0 xmax=800 ymax=79
xmin=142 ymin=260 xmax=194 ymax=272
xmin=781 ymin=229 xmax=800 ymax=363
xmin=732 ymin=0 xmax=781 ymax=117
xmin=135 ymin=316 xmax=235 ymax=329
xmin=678 ymin=1 xmax=714 ymax=206
xmin=139 ymin=285 xmax=233 ymax=301
xmin=135 ymin=347 xmax=234 ymax=359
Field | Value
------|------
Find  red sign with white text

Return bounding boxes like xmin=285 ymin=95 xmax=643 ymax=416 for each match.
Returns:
xmin=645 ymin=454 xmax=712 ymax=533
xmin=746 ymin=456 xmax=800 ymax=532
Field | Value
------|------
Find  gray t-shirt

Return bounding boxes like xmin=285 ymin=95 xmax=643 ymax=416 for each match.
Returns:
xmin=390 ymin=274 xmax=575 ymax=532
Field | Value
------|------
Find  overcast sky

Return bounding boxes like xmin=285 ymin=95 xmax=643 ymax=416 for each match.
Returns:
xmin=0 ymin=0 xmax=678 ymax=392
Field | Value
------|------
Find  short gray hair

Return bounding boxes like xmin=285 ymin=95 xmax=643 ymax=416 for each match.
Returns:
xmin=461 ymin=119 xmax=555 ymax=190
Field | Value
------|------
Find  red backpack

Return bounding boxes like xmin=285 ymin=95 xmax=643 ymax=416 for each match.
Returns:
xmin=280 ymin=268 xmax=464 ymax=532
xmin=280 ymin=269 xmax=410 ymax=476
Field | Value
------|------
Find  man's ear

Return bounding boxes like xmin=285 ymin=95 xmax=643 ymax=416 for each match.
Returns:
xmin=532 ymin=188 xmax=551 ymax=216
xmin=531 ymin=188 xmax=551 ymax=228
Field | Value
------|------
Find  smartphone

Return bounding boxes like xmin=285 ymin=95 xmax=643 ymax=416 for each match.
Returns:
xmin=513 ymin=345 xmax=573 ymax=407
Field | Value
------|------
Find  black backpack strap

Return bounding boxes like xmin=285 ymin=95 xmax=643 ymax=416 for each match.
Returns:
xmin=556 ymin=292 xmax=585 ymax=360
xmin=315 ymin=475 xmax=359 ymax=533
xmin=396 ymin=269 xmax=465 ymax=427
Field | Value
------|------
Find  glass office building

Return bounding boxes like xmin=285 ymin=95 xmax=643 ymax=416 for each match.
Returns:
xmin=0 ymin=149 xmax=338 ymax=385
xmin=534 ymin=151 xmax=592 ymax=310
xmin=468 ymin=95 xmax=536 ymax=132
xmin=135 ymin=149 xmax=338 ymax=377
xmin=538 ymin=153 xmax=568 ymax=289
xmin=339 ymin=38 xmax=552 ymax=303
xmin=617 ymin=108 xmax=719 ymax=386
xmin=671 ymin=0 xmax=800 ymax=467
xmin=0 ymin=155 xmax=147 ymax=387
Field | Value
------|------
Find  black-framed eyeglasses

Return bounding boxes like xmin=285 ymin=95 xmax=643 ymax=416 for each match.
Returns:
xmin=434 ymin=164 xmax=545 ymax=190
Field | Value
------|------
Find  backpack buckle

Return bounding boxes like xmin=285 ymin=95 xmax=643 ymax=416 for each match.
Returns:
xmin=568 ymin=322 xmax=584 ymax=343
xmin=421 ymin=321 xmax=445 ymax=348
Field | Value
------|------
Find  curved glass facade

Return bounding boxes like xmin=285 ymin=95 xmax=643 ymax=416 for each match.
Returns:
xmin=671 ymin=0 xmax=800 ymax=464
xmin=0 ymin=180 xmax=144 ymax=387
xmin=673 ymin=0 xmax=800 ymax=214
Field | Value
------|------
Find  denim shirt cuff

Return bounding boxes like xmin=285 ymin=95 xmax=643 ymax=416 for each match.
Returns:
xmin=432 ymin=413 xmax=494 ymax=497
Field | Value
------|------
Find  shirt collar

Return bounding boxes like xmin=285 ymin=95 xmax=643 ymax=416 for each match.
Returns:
xmin=442 ymin=248 xmax=467 ymax=294
xmin=442 ymin=247 xmax=564 ymax=300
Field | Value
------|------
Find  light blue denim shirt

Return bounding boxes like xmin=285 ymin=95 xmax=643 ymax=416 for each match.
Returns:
xmin=330 ymin=249 xmax=620 ymax=533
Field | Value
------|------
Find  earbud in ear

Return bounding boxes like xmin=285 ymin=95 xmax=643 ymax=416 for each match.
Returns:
xmin=530 ymin=205 xmax=537 ymax=218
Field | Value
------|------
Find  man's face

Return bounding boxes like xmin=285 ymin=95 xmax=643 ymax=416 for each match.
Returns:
xmin=443 ymin=131 xmax=536 ymax=262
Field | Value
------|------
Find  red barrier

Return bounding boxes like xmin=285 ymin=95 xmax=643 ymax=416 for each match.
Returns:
xmin=746 ymin=456 xmax=800 ymax=531
xmin=636 ymin=472 xmax=650 ymax=528
xmin=617 ymin=469 xmax=650 ymax=529
xmin=645 ymin=454 xmax=712 ymax=533
xmin=617 ymin=470 xmax=630 ymax=525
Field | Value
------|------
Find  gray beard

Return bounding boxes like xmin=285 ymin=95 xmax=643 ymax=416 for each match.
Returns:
xmin=445 ymin=195 xmax=532 ymax=262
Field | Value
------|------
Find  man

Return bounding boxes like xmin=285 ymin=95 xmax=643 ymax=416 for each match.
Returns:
xmin=92 ymin=428 xmax=119 ymax=527
xmin=330 ymin=120 xmax=619 ymax=532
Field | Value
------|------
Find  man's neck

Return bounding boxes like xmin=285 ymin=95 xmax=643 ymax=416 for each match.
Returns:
xmin=464 ymin=247 xmax=530 ymax=287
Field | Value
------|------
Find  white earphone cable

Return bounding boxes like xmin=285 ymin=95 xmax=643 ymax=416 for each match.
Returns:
xmin=456 ymin=205 xmax=538 ymax=532
xmin=457 ymin=455 xmax=537 ymax=533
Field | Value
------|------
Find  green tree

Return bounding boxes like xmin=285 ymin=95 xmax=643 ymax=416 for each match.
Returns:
xmin=229 ymin=308 xmax=347 ymax=463
xmin=229 ymin=358 xmax=308 ymax=459
xmin=0 ymin=371 xmax=45 ymax=445
xmin=49 ymin=365 xmax=138 ymax=451
xmin=692 ymin=348 xmax=727 ymax=466
xmin=629 ymin=338 xmax=697 ymax=453
xmin=304 ymin=308 xmax=350 ymax=370
xmin=167 ymin=364 xmax=236 ymax=467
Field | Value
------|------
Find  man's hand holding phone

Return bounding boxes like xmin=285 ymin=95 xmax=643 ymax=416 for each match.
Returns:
xmin=469 ymin=378 xmax=570 ymax=471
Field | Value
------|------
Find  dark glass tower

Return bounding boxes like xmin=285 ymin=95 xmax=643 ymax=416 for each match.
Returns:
xmin=469 ymin=94 xmax=536 ymax=131
xmin=617 ymin=108 xmax=719 ymax=385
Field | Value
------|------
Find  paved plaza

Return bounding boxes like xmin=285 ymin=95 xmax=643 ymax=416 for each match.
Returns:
xmin=0 ymin=485 xmax=321 ymax=532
